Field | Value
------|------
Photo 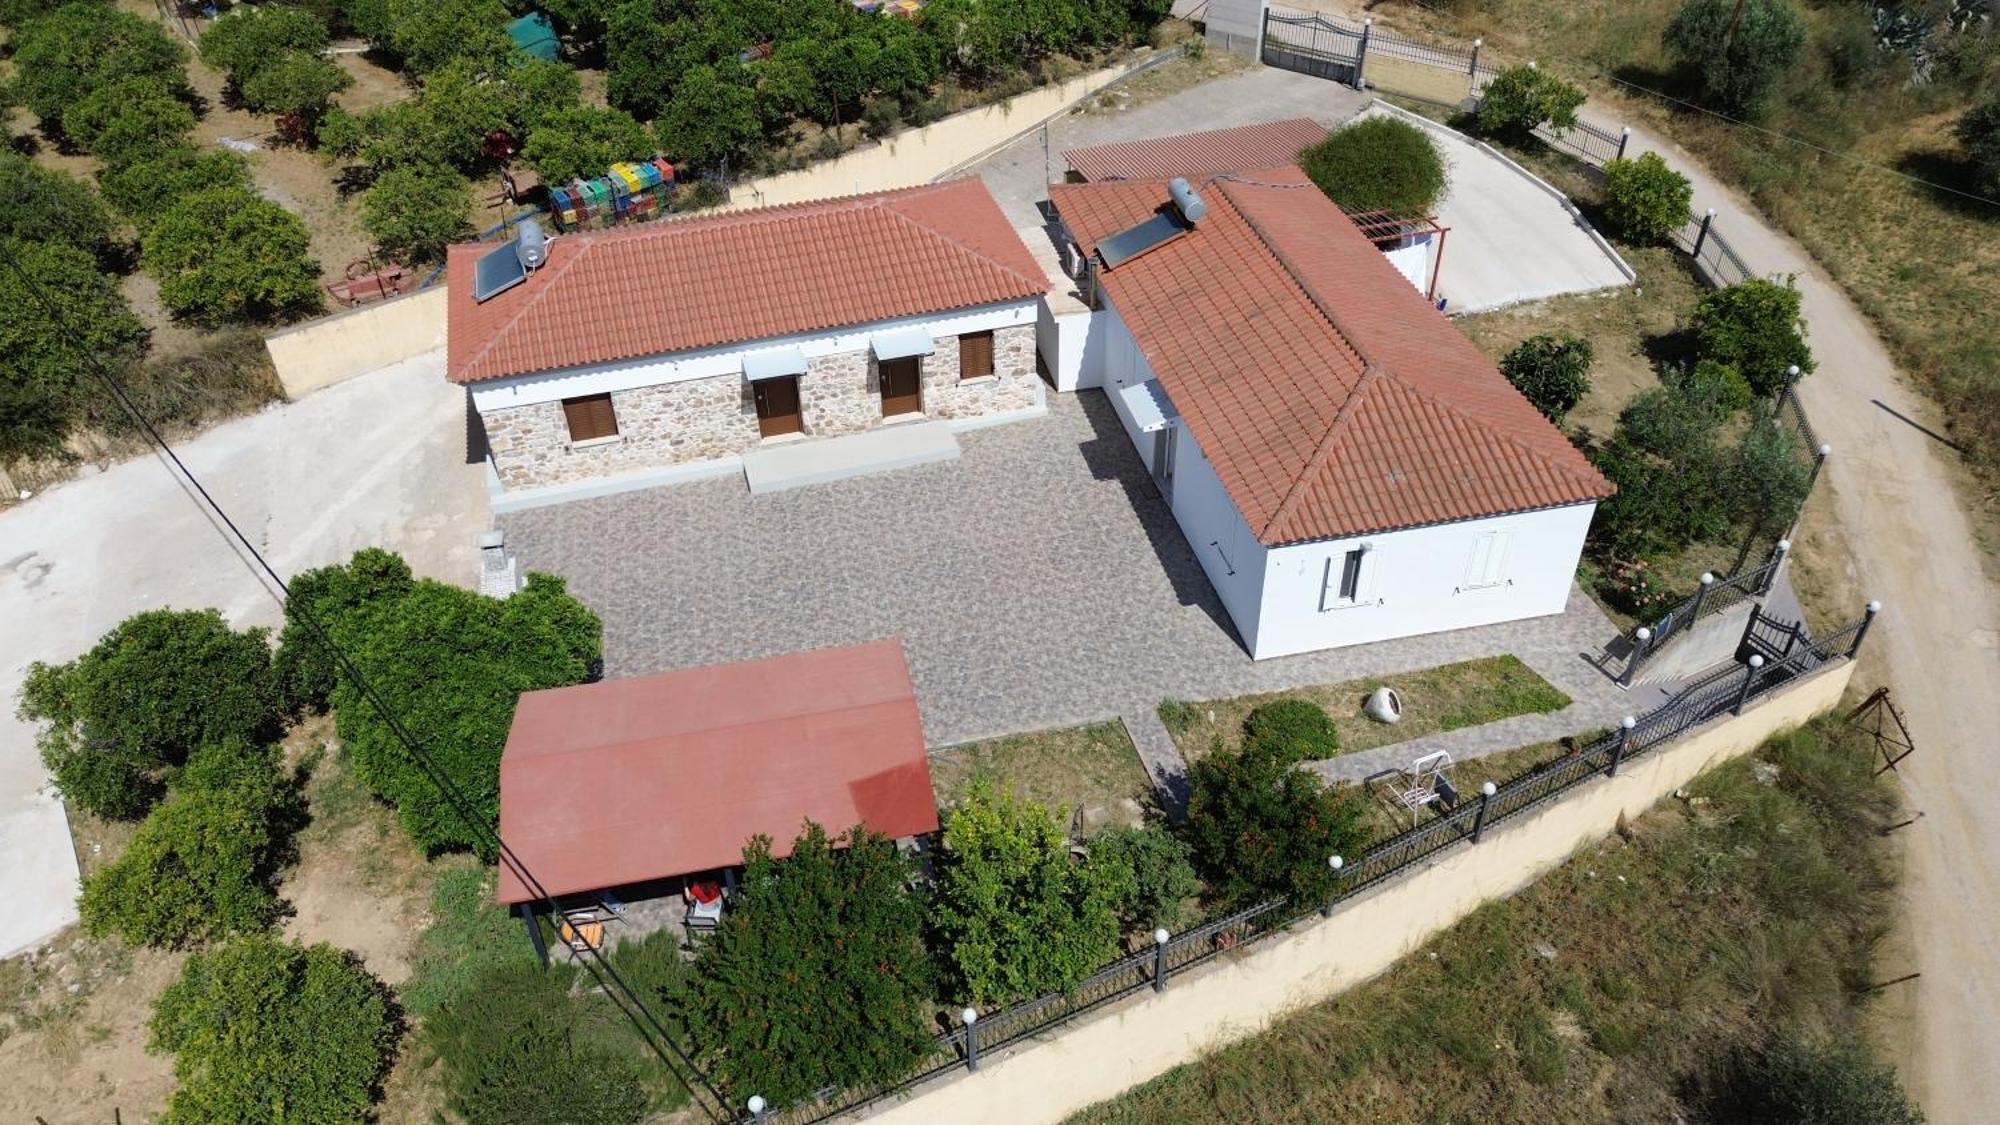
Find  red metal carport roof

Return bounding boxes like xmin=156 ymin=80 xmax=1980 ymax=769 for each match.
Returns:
xmin=495 ymin=639 xmax=937 ymax=905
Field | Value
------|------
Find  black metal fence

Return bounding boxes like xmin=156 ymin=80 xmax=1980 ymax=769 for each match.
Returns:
xmin=746 ymin=606 xmax=1877 ymax=1124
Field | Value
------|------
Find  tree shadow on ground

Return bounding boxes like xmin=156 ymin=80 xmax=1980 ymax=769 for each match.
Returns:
xmin=1893 ymin=147 xmax=2000 ymax=221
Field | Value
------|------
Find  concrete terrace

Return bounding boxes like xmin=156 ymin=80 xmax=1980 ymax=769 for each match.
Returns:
xmin=502 ymin=392 xmax=1631 ymax=769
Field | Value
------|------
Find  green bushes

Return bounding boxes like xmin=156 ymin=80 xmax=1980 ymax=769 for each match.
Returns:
xmin=20 ymin=608 xmax=280 ymax=820
xmin=78 ymin=740 xmax=301 ymax=948
xmin=280 ymin=551 xmax=599 ymax=853
xmin=1184 ymin=739 xmax=1369 ymax=907
xmin=522 ymin=104 xmax=657 ymax=184
xmin=361 ymin=163 xmax=475 ymax=264
xmin=930 ymin=783 xmax=1127 ymax=1005
xmin=1300 ymin=117 xmax=1449 ymax=217
xmin=1714 ymin=1035 xmax=1923 ymax=1124
xmin=9 ymin=3 xmax=188 ymax=134
xmin=150 ymin=935 xmax=399 ymax=1124
xmin=1663 ymin=0 xmax=1807 ymax=117
xmin=381 ymin=0 xmax=513 ymax=74
xmin=0 ymin=236 xmax=149 ymax=463
xmin=1692 ymin=277 xmax=1814 ymax=397
xmin=1476 ymin=63 xmax=1585 ymax=142
xmin=1602 ymin=151 xmax=1693 ymax=246
xmin=0 ymin=152 xmax=117 ymax=258
xmin=1241 ymin=698 xmax=1341 ymax=763
xmin=143 ymin=186 xmax=323 ymax=324
xmin=1089 ymin=824 xmax=1200 ymax=931
xmin=686 ymin=823 xmax=936 ymax=1107
xmin=1500 ymin=333 xmax=1594 ymax=422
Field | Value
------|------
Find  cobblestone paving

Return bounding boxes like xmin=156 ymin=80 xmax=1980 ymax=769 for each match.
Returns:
xmin=504 ymin=394 xmax=1632 ymax=772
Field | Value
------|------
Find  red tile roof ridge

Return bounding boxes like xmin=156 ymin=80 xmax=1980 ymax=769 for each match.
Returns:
xmin=1210 ymin=173 xmax=1374 ymax=371
xmin=449 ymin=232 xmax=598 ymax=383
xmin=1263 ymin=364 xmax=1385 ymax=540
xmin=877 ymin=203 xmax=1046 ymax=294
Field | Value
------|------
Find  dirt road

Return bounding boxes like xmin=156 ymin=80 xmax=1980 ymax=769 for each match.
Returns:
xmin=1609 ymin=122 xmax=2000 ymax=1120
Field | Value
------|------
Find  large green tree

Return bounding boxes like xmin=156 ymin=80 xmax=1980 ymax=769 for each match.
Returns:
xmin=10 ymin=2 xmax=187 ymax=127
xmin=0 ymin=237 xmax=146 ymax=464
xmin=1476 ymin=63 xmax=1585 ymax=142
xmin=0 ymin=151 xmax=118 ymax=256
xmin=1602 ymin=151 xmax=1694 ymax=246
xmin=99 ymin=146 xmax=252 ymax=223
xmin=1300 ymin=117 xmax=1449 ymax=217
xmin=1663 ymin=0 xmax=1807 ymax=117
xmin=654 ymin=63 xmax=760 ymax=168
xmin=142 ymin=185 xmax=322 ymax=324
xmin=523 ymin=104 xmax=656 ymax=184
xmin=929 ymin=782 xmax=1126 ymax=1005
xmin=19 ymin=608 xmax=280 ymax=819
xmin=79 ymin=739 xmax=301 ymax=948
xmin=1692 ymin=277 xmax=1814 ymax=396
xmin=327 ymin=565 xmax=600 ymax=853
xmin=1183 ymin=738 xmax=1369 ymax=907
xmin=361 ymin=163 xmax=474 ymax=264
xmin=150 ymin=935 xmax=399 ymax=1123
xmin=686 ymin=822 xmax=936 ymax=1108
xmin=382 ymin=0 xmax=512 ymax=74
xmin=198 ymin=0 xmax=350 ymax=121
xmin=62 ymin=76 xmax=198 ymax=162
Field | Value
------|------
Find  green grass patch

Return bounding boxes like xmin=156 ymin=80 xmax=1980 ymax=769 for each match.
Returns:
xmin=1162 ymin=656 xmax=1572 ymax=764
xmin=1069 ymin=713 xmax=1906 ymax=1122
xmin=931 ymin=721 xmax=1154 ymax=818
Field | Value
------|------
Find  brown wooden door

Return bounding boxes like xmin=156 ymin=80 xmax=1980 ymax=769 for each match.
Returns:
xmin=753 ymin=376 xmax=802 ymax=437
xmin=879 ymin=357 xmax=922 ymax=416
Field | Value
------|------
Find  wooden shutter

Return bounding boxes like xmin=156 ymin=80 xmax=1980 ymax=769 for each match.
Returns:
xmin=959 ymin=331 xmax=995 ymax=379
xmin=562 ymin=393 xmax=618 ymax=442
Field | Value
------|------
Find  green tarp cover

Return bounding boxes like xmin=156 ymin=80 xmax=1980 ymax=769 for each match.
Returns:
xmin=506 ymin=11 xmax=560 ymax=61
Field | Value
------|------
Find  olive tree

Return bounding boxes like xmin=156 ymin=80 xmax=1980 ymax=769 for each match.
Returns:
xmin=1664 ymin=0 xmax=1807 ymax=117
xmin=150 ymin=935 xmax=399 ymax=1123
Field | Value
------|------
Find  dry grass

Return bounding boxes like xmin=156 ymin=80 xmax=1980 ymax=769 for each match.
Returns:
xmin=931 ymin=722 xmax=1155 ymax=819
xmin=1160 ymin=655 xmax=1572 ymax=764
xmin=1344 ymin=736 xmax=1592 ymax=843
xmin=1070 ymin=715 xmax=1905 ymax=1123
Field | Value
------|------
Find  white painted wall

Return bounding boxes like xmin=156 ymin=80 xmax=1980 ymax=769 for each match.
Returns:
xmin=1382 ymin=232 xmax=1436 ymax=296
xmin=1099 ymin=297 xmax=1268 ymax=649
xmin=1251 ymin=502 xmax=1597 ymax=659
xmin=1038 ymin=305 xmax=1110 ymax=392
xmin=467 ymin=299 xmax=1040 ymax=412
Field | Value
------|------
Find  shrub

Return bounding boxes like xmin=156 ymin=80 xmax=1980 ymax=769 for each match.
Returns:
xmin=0 ymin=152 xmax=118 ymax=257
xmin=426 ymin=960 xmax=651 ymax=1125
xmin=150 ymin=935 xmax=398 ymax=1123
xmin=99 ymin=146 xmax=252 ymax=224
xmin=10 ymin=3 xmax=187 ymax=127
xmin=20 ymin=608 xmax=280 ymax=820
xmin=1692 ymin=277 xmax=1814 ymax=396
xmin=1299 ymin=116 xmax=1449 ymax=217
xmin=62 ymin=76 xmax=197 ymax=162
xmin=361 ymin=163 xmax=473 ymax=264
xmin=1183 ymin=739 xmax=1368 ymax=907
xmin=522 ymin=104 xmax=655 ymax=185
xmin=1476 ymin=64 xmax=1585 ymax=141
xmin=329 ymin=565 xmax=599 ymax=853
xmin=78 ymin=739 xmax=299 ymax=948
xmin=1242 ymin=698 xmax=1341 ymax=763
xmin=1955 ymin=92 xmax=2000 ymax=197
xmin=1088 ymin=823 xmax=1200 ymax=930
xmin=930 ymin=782 xmax=1126 ymax=1005
xmin=1717 ymin=1034 xmax=1923 ymax=1124
xmin=1500 ymin=334 xmax=1594 ymax=422
xmin=1663 ymin=0 xmax=1807 ymax=117
xmin=1682 ymin=357 xmax=1753 ymax=413
xmin=273 ymin=548 xmax=415 ymax=715
xmin=1601 ymin=151 xmax=1693 ymax=246
xmin=687 ymin=823 xmax=935 ymax=1108
xmin=143 ymin=185 xmax=323 ymax=324
xmin=0 ymin=236 xmax=148 ymax=464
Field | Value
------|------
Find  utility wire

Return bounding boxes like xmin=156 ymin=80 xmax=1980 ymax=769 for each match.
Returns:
xmin=0 ymin=236 xmax=737 ymax=1124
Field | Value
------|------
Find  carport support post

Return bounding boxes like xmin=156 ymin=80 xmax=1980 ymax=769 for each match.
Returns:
xmin=1692 ymin=208 xmax=1716 ymax=259
xmin=1608 ymin=716 xmax=1636 ymax=777
xmin=1732 ymin=655 xmax=1765 ymax=715
xmin=519 ymin=904 xmax=548 ymax=969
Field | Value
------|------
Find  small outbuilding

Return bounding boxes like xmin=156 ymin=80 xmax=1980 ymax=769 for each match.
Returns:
xmin=495 ymin=639 xmax=939 ymax=921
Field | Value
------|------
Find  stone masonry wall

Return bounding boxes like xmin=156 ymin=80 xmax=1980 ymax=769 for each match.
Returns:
xmin=483 ymin=370 xmax=761 ymax=490
xmin=483 ymin=320 xmax=1041 ymax=491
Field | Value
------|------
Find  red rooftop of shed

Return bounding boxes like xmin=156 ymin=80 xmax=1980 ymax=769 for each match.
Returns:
xmin=495 ymin=639 xmax=937 ymax=906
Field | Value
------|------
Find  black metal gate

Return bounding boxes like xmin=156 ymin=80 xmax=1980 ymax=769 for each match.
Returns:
xmin=1261 ymin=8 xmax=1361 ymax=84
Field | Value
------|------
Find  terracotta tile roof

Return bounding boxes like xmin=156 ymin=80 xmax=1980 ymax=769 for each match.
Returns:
xmin=1063 ymin=118 xmax=1330 ymax=182
xmin=1049 ymin=168 xmax=1612 ymax=545
xmin=447 ymin=178 xmax=1046 ymax=384
xmin=495 ymin=639 xmax=937 ymax=905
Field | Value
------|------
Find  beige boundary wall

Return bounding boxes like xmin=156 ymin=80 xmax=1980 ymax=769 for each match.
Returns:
xmin=264 ymin=286 xmax=447 ymax=399
xmin=723 ymin=58 xmax=1143 ymax=211
xmin=865 ymin=657 xmax=1856 ymax=1124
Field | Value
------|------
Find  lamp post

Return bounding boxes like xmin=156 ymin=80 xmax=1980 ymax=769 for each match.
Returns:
xmin=1471 ymin=780 xmax=1498 ymax=842
xmin=747 ymin=1095 xmax=767 ymax=1124
xmin=1152 ymin=927 xmax=1171 ymax=992
xmin=961 ymin=1007 xmax=980 ymax=1073
xmin=1322 ymin=854 xmax=1345 ymax=917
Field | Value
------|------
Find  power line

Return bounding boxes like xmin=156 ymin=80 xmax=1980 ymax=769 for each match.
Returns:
xmin=0 ymin=238 xmax=737 ymax=1123
xmin=1600 ymin=72 xmax=2000 ymax=211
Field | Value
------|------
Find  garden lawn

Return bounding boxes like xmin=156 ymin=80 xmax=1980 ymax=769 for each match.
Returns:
xmin=1343 ymin=736 xmax=1596 ymax=844
xmin=930 ymin=722 xmax=1154 ymax=819
xmin=1070 ymin=715 xmax=1904 ymax=1123
xmin=1161 ymin=655 xmax=1571 ymax=763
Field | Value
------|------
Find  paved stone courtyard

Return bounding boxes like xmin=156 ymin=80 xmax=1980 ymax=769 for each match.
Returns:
xmin=503 ymin=393 xmax=1632 ymax=772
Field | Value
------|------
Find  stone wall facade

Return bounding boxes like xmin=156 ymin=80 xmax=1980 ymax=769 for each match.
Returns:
xmin=482 ymin=320 xmax=1043 ymax=491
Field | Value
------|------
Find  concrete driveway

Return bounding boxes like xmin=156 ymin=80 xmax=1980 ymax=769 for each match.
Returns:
xmin=502 ymin=392 xmax=1627 ymax=751
xmin=0 ymin=351 xmax=488 ymax=958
